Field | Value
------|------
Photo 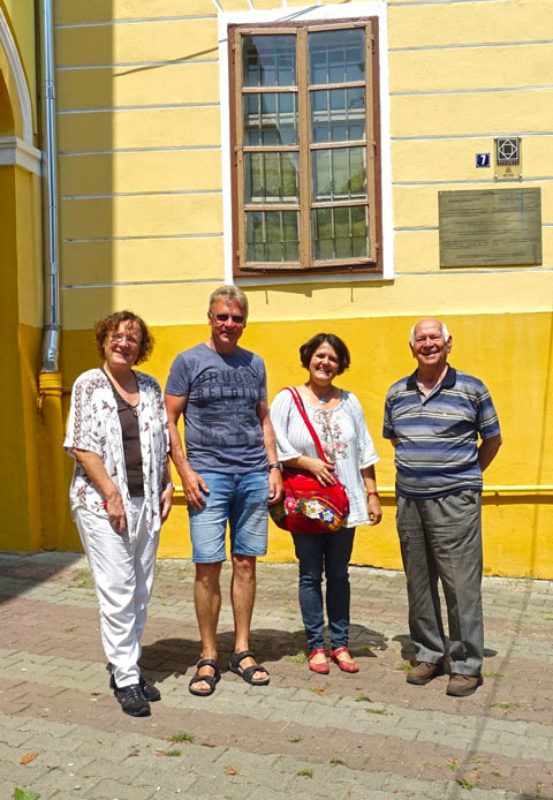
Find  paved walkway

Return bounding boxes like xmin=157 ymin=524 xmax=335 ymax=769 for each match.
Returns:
xmin=1 ymin=551 xmax=552 ymax=800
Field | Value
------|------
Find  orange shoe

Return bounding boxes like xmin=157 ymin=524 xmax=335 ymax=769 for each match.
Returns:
xmin=308 ymin=649 xmax=329 ymax=674
xmin=330 ymin=647 xmax=359 ymax=673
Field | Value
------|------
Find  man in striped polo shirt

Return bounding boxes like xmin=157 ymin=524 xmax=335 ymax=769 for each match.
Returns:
xmin=383 ymin=318 xmax=501 ymax=697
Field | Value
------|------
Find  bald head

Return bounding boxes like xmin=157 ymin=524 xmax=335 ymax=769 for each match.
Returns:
xmin=409 ymin=318 xmax=450 ymax=347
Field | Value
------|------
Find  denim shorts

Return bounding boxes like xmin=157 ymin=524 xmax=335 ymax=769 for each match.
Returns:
xmin=188 ymin=471 xmax=269 ymax=563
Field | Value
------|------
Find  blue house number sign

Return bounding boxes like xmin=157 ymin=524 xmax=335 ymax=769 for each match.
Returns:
xmin=476 ymin=153 xmax=490 ymax=168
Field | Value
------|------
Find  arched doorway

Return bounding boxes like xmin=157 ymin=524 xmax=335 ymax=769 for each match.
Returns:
xmin=0 ymin=6 xmax=44 ymax=550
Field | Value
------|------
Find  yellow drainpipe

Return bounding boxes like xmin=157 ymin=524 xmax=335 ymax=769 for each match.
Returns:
xmin=37 ymin=372 xmax=66 ymax=550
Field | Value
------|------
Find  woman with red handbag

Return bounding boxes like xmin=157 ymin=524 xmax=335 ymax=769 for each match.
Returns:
xmin=270 ymin=334 xmax=382 ymax=674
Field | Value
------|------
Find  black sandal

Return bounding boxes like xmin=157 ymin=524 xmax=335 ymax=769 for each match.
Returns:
xmin=188 ymin=658 xmax=220 ymax=697
xmin=228 ymin=650 xmax=270 ymax=686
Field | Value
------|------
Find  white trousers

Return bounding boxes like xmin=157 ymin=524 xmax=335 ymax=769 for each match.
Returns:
xmin=74 ymin=498 xmax=160 ymax=688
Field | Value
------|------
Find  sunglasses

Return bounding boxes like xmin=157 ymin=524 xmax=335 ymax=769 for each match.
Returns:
xmin=212 ymin=313 xmax=245 ymax=324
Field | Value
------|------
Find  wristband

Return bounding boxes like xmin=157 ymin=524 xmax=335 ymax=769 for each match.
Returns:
xmin=268 ymin=462 xmax=283 ymax=472
xmin=165 ymin=482 xmax=176 ymax=490
xmin=367 ymin=491 xmax=379 ymax=497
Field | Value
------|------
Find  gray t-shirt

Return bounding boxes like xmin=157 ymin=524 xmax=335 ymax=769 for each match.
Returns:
xmin=165 ymin=343 xmax=268 ymax=473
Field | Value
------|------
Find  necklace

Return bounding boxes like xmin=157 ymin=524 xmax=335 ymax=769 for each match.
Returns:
xmin=102 ymin=367 xmax=139 ymax=416
xmin=116 ymin=391 xmax=139 ymax=417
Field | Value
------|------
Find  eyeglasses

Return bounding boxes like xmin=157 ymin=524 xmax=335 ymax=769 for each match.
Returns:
xmin=212 ymin=313 xmax=245 ymax=324
xmin=109 ymin=333 xmax=140 ymax=347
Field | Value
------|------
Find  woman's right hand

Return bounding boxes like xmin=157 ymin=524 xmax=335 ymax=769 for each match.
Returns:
xmin=305 ymin=457 xmax=336 ymax=487
xmin=105 ymin=490 xmax=127 ymax=534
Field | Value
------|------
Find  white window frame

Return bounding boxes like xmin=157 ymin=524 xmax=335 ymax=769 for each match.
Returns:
xmin=218 ymin=1 xmax=393 ymax=285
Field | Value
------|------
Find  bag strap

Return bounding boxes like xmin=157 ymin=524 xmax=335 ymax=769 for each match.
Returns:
xmin=284 ymin=386 xmax=329 ymax=464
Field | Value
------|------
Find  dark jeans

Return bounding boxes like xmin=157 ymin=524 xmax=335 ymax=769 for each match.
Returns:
xmin=292 ymin=528 xmax=355 ymax=652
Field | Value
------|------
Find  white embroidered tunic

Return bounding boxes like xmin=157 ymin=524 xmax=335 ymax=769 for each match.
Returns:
xmin=64 ymin=367 xmax=169 ymax=530
xmin=270 ymin=389 xmax=379 ymax=528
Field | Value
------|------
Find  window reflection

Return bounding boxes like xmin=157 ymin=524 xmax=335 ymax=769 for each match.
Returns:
xmin=243 ymin=35 xmax=296 ymax=87
xmin=246 ymin=210 xmax=299 ymax=261
xmin=309 ymin=29 xmax=365 ymax=85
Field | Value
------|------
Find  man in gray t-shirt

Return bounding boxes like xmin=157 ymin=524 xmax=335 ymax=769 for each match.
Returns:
xmin=165 ymin=285 xmax=282 ymax=697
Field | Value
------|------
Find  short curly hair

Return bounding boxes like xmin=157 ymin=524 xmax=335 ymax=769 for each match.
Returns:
xmin=94 ymin=310 xmax=153 ymax=365
xmin=299 ymin=333 xmax=351 ymax=375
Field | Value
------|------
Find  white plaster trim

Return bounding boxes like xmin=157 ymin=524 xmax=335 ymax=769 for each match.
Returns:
xmin=218 ymin=2 xmax=393 ymax=284
xmin=0 ymin=8 xmax=34 ymax=144
xmin=0 ymin=136 xmax=42 ymax=174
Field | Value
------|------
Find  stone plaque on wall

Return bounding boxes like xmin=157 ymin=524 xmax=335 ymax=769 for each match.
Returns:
xmin=439 ymin=188 xmax=541 ymax=267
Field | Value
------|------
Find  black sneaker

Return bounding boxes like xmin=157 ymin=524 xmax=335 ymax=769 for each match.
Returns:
xmin=109 ymin=673 xmax=161 ymax=703
xmin=140 ymin=675 xmax=161 ymax=702
xmin=113 ymin=682 xmax=151 ymax=717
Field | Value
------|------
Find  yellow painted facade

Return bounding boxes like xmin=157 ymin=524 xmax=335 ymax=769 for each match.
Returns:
xmin=2 ymin=1 xmax=553 ymax=577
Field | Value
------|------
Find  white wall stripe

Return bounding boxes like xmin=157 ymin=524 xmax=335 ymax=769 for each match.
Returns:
xmin=55 ymin=16 xmax=216 ymax=29
xmin=56 ymin=59 xmax=218 ymax=71
xmin=62 ymin=190 xmax=223 ymax=200
xmin=59 ymin=146 xmax=221 ymax=156
xmin=64 ymin=233 xmax=223 ymax=242
xmin=391 ymin=40 xmax=553 ymax=52
xmin=58 ymin=103 xmax=219 ymax=114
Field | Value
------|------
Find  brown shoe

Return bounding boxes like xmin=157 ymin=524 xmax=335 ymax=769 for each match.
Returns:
xmin=446 ymin=673 xmax=483 ymax=697
xmin=406 ymin=661 xmax=442 ymax=685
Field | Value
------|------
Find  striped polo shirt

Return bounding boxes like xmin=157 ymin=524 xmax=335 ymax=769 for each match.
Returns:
xmin=383 ymin=366 xmax=500 ymax=499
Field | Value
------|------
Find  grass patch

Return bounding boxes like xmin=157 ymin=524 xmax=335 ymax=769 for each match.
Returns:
xmin=455 ymin=778 xmax=473 ymax=790
xmin=396 ymin=662 xmax=413 ymax=672
xmin=489 ymin=701 xmax=521 ymax=710
xmin=365 ymin=708 xmax=387 ymax=715
xmin=330 ymin=757 xmax=346 ymax=766
xmin=297 ymin=769 xmax=313 ymax=778
xmin=289 ymin=735 xmax=303 ymax=743
xmin=166 ymin=731 xmax=195 ymax=743
xmin=286 ymin=651 xmax=308 ymax=665
xmin=70 ymin=568 xmax=93 ymax=589
xmin=165 ymin=749 xmax=181 ymax=757
xmin=355 ymin=694 xmax=372 ymax=703
xmin=13 ymin=792 xmax=41 ymax=800
xmin=482 ymin=671 xmax=503 ymax=679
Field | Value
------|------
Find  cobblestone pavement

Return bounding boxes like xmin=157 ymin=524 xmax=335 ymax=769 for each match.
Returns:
xmin=1 ymin=551 xmax=552 ymax=800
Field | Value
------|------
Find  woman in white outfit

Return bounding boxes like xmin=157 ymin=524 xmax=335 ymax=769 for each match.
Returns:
xmin=64 ymin=311 xmax=173 ymax=717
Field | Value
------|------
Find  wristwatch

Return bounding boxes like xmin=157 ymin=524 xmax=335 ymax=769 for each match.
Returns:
xmin=268 ymin=462 xmax=283 ymax=471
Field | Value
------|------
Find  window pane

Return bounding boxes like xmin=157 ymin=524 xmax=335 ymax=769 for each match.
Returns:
xmin=308 ymin=29 xmax=365 ymax=85
xmin=312 ymin=206 xmax=368 ymax=259
xmin=311 ymin=87 xmax=365 ymax=143
xmin=245 ymin=152 xmax=299 ymax=203
xmin=243 ymin=35 xmax=296 ymax=87
xmin=312 ymin=147 xmax=366 ymax=202
xmin=244 ymin=92 xmax=298 ymax=145
xmin=246 ymin=210 xmax=299 ymax=261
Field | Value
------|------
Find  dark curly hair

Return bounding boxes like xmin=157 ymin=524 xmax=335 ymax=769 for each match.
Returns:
xmin=94 ymin=310 xmax=153 ymax=365
xmin=299 ymin=333 xmax=351 ymax=375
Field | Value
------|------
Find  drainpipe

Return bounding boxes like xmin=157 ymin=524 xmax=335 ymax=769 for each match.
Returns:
xmin=37 ymin=0 xmax=65 ymax=550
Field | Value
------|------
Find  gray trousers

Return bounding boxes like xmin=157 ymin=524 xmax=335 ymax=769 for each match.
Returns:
xmin=396 ymin=489 xmax=484 ymax=675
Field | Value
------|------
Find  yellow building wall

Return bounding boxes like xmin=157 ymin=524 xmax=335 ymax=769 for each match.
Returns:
xmin=52 ymin=0 xmax=553 ymax=575
xmin=61 ymin=310 xmax=553 ymax=578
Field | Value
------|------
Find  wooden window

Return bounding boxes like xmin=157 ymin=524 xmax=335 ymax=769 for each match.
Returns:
xmin=229 ymin=18 xmax=382 ymax=277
